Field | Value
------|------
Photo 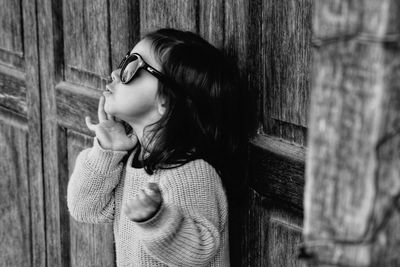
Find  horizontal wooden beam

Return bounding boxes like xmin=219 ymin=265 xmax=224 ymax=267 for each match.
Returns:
xmin=248 ymin=134 xmax=305 ymax=214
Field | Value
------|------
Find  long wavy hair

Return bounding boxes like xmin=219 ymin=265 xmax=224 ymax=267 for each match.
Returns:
xmin=123 ymin=28 xmax=255 ymax=190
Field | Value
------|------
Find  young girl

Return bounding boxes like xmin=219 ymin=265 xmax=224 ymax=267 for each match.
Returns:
xmin=67 ymin=28 xmax=251 ymax=267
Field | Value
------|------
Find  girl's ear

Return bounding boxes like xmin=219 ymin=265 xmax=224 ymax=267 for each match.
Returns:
xmin=157 ymin=95 xmax=167 ymax=116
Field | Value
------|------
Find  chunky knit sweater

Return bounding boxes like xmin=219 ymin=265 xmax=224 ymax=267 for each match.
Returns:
xmin=67 ymin=137 xmax=230 ymax=266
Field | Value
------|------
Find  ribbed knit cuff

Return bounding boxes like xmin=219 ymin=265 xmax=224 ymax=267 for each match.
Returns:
xmin=85 ymin=137 xmax=128 ymax=174
xmin=135 ymin=203 xmax=183 ymax=239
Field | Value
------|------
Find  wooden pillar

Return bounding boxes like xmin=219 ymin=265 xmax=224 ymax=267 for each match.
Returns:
xmin=302 ymin=0 xmax=400 ymax=266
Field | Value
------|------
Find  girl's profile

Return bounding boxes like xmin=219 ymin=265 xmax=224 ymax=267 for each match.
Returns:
xmin=67 ymin=28 xmax=250 ymax=267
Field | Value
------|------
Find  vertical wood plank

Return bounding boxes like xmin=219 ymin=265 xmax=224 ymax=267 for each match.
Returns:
xmin=0 ymin=0 xmax=23 ymax=54
xmin=37 ymin=0 xmax=64 ymax=265
xmin=247 ymin=0 xmax=263 ymax=134
xmin=63 ymin=0 xmax=109 ymax=75
xmin=268 ymin=210 xmax=304 ymax=267
xmin=140 ymin=0 xmax=197 ymax=36
xmin=243 ymin=188 xmax=269 ymax=267
xmin=198 ymin=0 xmax=224 ymax=48
xmin=22 ymin=0 xmax=46 ymax=265
xmin=262 ymin=0 xmax=312 ymax=146
xmin=63 ymin=0 xmax=110 ymax=90
xmin=0 ymin=124 xmax=30 ymax=266
xmin=109 ymin=0 xmax=141 ymax=70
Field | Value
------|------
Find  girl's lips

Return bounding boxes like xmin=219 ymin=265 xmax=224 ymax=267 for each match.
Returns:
xmin=103 ymin=91 xmax=111 ymax=96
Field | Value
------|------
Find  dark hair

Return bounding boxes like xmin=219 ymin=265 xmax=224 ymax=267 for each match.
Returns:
xmin=124 ymin=28 xmax=254 ymax=190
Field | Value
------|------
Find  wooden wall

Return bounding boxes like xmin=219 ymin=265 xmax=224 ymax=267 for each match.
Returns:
xmin=303 ymin=1 xmax=400 ymax=266
xmin=0 ymin=0 xmax=313 ymax=266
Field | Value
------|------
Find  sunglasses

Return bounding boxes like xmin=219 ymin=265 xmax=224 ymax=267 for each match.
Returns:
xmin=117 ymin=52 xmax=168 ymax=84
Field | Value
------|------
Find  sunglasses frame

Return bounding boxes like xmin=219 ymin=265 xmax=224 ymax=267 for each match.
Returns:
xmin=117 ymin=51 xmax=167 ymax=84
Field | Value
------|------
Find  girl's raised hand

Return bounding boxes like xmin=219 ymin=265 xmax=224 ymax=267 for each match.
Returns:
xmin=123 ymin=182 xmax=163 ymax=222
xmin=85 ymin=95 xmax=138 ymax=151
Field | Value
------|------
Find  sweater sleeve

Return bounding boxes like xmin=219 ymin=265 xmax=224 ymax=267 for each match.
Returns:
xmin=67 ymin=137 xmax=128 ymax=224
xmin=134 ymin=160 xmax=228 ymax=266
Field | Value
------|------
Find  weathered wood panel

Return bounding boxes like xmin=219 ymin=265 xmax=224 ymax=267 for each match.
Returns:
xmin=268 ymin=209 xmax=304 ymax=267
xmin=0 ymin=65 xmax=26 ymax=115
xmin=249 ymin=135 xmax=305 ymax=213
xmin=243 ymin=188 xmax=305 ymax=267
xmin=199 ymin=0 xmax=224 ymax=48
xmin=243 ymin=188 xmax=269 ymax=267
xmin=0 ymin=0 xmax=23 ymax=53
xmin=22 ymin=0 xmax=46 ymax=265
xmin=262 ymin=0 xmax=312 ymax=146
xmin=303 ymin=0 xmax=400 ymax=265
xmin=0 ymin=0 xmax=24 ymax=69
xmin=0 ymin=119 xmax=30 ymax=267
xmin=55 ymin=82 xmax=100 ymax=135
xmin=67 ymin=130 xmax=115 ymax=267
xmin=109 ymin=0 xmax=140 ymax=70
xmin=37 ymin=0 xmax=66 ymax=265
xmin=140 ymin=0 xmax=197 ymax=36
xmin=63 ymin=0 xmax=110 ymax=90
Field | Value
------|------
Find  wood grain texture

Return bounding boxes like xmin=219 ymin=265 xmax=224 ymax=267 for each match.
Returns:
xmin=243 ymin=188 xmax=305 ymax=267
xmin=249 ymin=134 xmax=305 ymax=214
xmin=242 ymin=188 xmax=269 ymax=267
xmin=63 ymin=0 xmax=110 ymax=90
xmin=140 ymin=0 xmax=197 ymax=36
xmin=109 ymin=0 xmax=140 ymax=70
xmin=224 ymin=0 xmax=248 ymax=72
xmin=247 ymin=0 xmax=263 ymax=135
xmin=0 ymin=123 xmax=30 ymax=267
xmin=36 ymin=0 xmax=64 ymax=265
xmin=67 ymin=130 xmax=115 ymax=267
xmin=0 ymin=0 xmax=23 ymax=54
xmin=263 ymin=0 xmax=312 ymax=131
xmin=199 ymin=0 xmax=224 ymax=48
xmin=0 ymin=65 xmax=26 ymax=115
xmin=303 ymin=0 xmax=400 ymax=265
xmin=55 ymin=81 xmax=100 ymax=136
xmin=22 ymin=0 xmax=46 ymax=265
xmin=268 ymin=209 xmax=304 ymax=267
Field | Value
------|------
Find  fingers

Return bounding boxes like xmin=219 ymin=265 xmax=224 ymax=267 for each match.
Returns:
xmin=98 ymin=96 xmax=108 ymax=122
xmin=123 ymin=183 xmax=162 ymax=222
xmin=85 ymin=116 xmax=96 ymax=132
xmin=137 ymin=189 xmax=158 ymax=207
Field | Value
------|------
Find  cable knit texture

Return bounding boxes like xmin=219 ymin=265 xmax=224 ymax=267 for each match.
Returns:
xmin=67 ymin=137 xmax=230 ymax=266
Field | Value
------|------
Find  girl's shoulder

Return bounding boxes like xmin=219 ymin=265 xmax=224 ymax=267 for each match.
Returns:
xmin=158 ymin=158 xmax=223 ymax=187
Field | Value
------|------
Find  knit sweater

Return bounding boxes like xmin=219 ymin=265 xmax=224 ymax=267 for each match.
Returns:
xmin=67 ymin=137 xmax=230 ymax=267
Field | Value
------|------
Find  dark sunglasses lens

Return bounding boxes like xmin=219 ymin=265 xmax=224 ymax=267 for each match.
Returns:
xmin=121 ymin=55 xmax=139 ymax=83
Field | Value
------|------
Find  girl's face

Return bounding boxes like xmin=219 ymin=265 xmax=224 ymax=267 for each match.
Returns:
xmin=104 ymin=38 xmax=166 ymax=126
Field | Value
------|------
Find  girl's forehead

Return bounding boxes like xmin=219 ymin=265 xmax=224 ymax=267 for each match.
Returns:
xmin=129 ymin=39 xmax=161 ymax=70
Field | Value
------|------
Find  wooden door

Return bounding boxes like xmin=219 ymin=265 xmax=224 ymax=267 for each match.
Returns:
xmin=36 ymin=0 xmax=251 ymax=266
xmin=0 ymin=0 xmax=45 ymax=266
xmin=243 ymin=0 xmax=312 ymax=266
xmin=1 ymin=0 xmax=313 ymax=266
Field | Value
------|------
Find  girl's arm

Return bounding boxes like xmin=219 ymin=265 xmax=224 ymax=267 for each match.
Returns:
xmin=67 ymin=136 xmax=128 ymax=224
xmin=134 ymin=160 xmax=228 ymax=266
